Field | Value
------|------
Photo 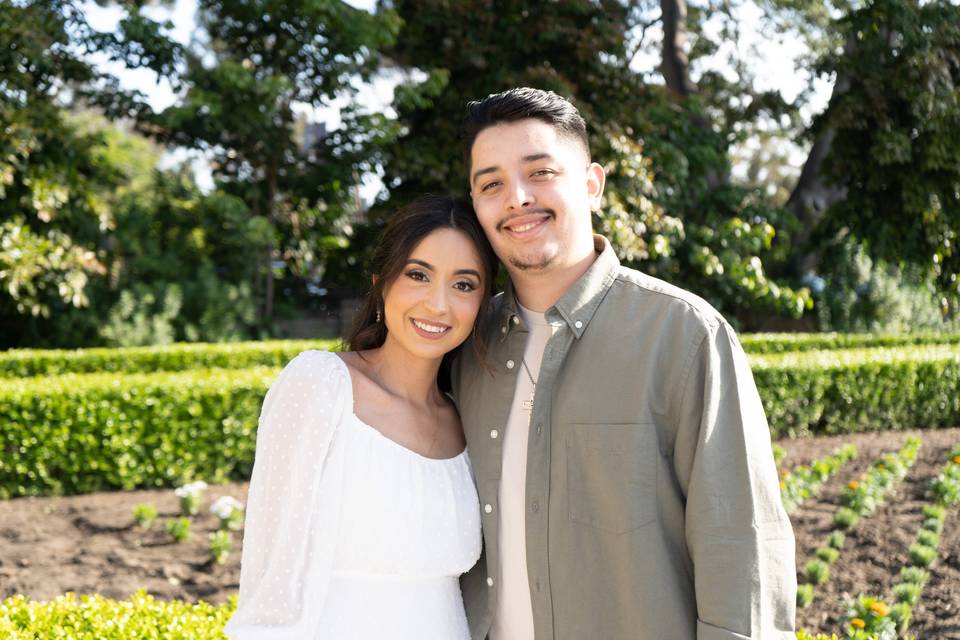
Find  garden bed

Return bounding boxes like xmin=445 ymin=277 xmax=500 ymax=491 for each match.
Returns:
xmin=2 ymin=427 xmax=959 ymax=637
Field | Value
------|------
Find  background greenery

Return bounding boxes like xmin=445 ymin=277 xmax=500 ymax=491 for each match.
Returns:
xmin=2 ymin=0 xmax=959 ymax=349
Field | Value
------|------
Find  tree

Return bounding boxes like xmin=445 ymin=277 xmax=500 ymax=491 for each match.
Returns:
xmin=95 ymin=0 xmax=401 ymax=323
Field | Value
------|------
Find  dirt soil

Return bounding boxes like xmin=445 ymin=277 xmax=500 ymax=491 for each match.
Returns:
xmin=1 ymin=427 xmax=959 ymax=638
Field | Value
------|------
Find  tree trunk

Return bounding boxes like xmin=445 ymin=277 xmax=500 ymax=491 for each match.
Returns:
xmin=785 ymin=37 xmax=856 ymax=276
xmin=660 ymin=0 xmax=694 ymax=97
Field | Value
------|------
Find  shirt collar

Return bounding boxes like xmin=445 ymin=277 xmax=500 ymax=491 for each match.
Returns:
xmin=497 ymin=235 xmax=620 ymax=340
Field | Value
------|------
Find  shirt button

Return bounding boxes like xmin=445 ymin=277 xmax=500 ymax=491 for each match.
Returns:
xmin=501 ymin=326 xmax=507 ymax=334
xmin=484 ymin=503 xmax=493 ymax=514
xmin=531 ymin=501 xmax=539 ymax=513
xmin=506 ymin=359 xmax=515 ymax=369
xmin=490 ymin=429 xmax=499 ymax=439
xmin=536 ymin=423 xmax=543 ymax=434
xmin=575 ymin=320 xmax=583 ymax=329
xmin=511 ymin=316 xmax=519 ymax=325
xmin=487 ymin=577 xmax=495 ymax=587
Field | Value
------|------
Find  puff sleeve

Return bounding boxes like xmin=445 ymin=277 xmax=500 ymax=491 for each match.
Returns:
xmin=224 ymin=350 xmax=349 ymax=639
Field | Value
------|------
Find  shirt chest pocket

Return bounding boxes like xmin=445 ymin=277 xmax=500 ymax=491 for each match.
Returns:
xmin=565 ymin=422 xmax=658 ymax=534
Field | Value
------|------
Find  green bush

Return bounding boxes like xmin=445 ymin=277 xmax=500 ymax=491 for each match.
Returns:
xmin=0 ymin=589 xmax=234 ymax=638
xmin=741 ymin=332 xmax=960 ymax=354
xmin=751 ymin=345 xmax=960 ymax=437
xmin=0 ymin=367 xmax=278 ymax=498
xmin=0 ymin=339 xmax=339 ymax=377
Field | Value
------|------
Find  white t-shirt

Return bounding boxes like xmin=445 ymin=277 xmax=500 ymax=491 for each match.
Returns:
xmin=491 ymin=303 xmax=559 ymax=640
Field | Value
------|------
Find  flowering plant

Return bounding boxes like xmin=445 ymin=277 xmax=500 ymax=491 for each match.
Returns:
xmin=175 ymin=480 xmax=208 ymax=516
xmin=210 ymin=495 xmax=245 ymax=531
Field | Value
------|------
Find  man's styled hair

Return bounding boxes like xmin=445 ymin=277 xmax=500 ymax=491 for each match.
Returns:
xmin=462 ymin=87 xmax=590 ymax=175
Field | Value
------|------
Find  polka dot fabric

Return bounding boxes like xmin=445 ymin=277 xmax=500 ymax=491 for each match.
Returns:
xmin=223 ymin=351 xmax=481 ymax=639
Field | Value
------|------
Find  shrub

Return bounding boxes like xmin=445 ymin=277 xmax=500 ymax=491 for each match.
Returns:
xmin=908 ymin=543 xmax=937 ymax=568
xmin=0 ymin=339 xmax=339 ymax=377
xmin=805 ymin=559 xmax=830 ymax=585
xmin=131 ymin=503 xmax=157 ymax=530
xmin=740 ymin=332 xmax=960 ymax=354
xmin=0 ymin=589 xmax=234 ymax=637
xmin=0 ymin=366 xmax=277 ymax=498
xmin=166 ymin=517 xmax=191 ymax=543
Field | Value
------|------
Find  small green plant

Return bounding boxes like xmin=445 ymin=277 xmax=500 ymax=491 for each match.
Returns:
xmin=899 ymin=566 xmax=930 ymax=585
xmin=132 ymin=503 xmax=158 ymax=529
xmin=833 ymin=507 xmax=860 ymax=530
xmin=796 ymin=583 xmax=815 ymax=608
xmin=210 ymin=495 xmax=245 ymax=531
xmin=921 ymin=516 xmax=944 ymax=534
xmin=916 ymin=528 xmax=940 ymax=549
xmin=209 ymin=529 xmax=233 ymax=565
xmin=893 ymin=582 xmax=922 ymax=606
xmin=889 ymin=601 xmax=912 ymax=634
xmin=166 ymin=516 xmax=191 ymax=542
xmin=805 ymin=559 xmax=830 ymax=586
xmin=772 ymin=444 xmax=786 ymax=468
xmin=922 ymin=504 xmax=946 ymax=521
xmin=827 ymin=530 xmax=846 ymax=550
xmin=908 ymin=543 xmax=937 ymax=568
xmin=815 ymin=546 xmax=840 ymax=564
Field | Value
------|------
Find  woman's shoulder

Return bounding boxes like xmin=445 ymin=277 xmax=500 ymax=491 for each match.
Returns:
xmin=276 ymin=349 xmax=349 ymax=390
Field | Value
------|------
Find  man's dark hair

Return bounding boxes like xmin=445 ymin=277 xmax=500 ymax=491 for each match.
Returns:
xmin=462 ymin=87 xmax=590 ymax=177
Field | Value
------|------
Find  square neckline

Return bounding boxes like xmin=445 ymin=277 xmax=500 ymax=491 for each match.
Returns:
xmin=330 ymin=352 xmax=468 ymax=463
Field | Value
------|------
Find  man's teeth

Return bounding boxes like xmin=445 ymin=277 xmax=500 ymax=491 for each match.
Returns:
xmin=509 ymin=221 xmax=540 ymax=233
xmin=413 ymin=320 xmax=449 ymax=333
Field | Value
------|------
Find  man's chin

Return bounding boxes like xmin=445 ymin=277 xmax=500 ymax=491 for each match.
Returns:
xmin=508 ymin=250 xmax=556 ymax=272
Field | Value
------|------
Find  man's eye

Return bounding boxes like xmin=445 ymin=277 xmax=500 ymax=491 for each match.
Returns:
xmin=481 ymin=180 xmax=501 ymax=192
xmin=533 ymin=169 xmax=555 ymax=178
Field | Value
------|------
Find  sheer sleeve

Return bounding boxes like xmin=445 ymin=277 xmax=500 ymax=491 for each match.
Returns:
xmin=224 ymin=350 xmax=349 ymax=639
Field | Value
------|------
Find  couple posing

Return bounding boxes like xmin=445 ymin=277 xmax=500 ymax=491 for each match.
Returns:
xmin=223 ymin=88 xmax=797 ymax=640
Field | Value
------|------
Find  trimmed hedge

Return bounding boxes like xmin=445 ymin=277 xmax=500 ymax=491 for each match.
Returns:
xmin=0 ymin=367 xmax=277 ymax=498
xmin=0 ymin=339 xmax=339 ymax=378
xmin=0 ymin=589 xmax=234 ymax=639
xmin=752 ymin=345 xmax=960 ymax=438
xmin=3 ymin=344 xmax=959 ymax=498
xmin=740 ymin=332 xmax=960 ymax=354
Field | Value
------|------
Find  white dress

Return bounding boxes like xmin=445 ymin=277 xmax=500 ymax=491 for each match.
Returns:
xmin=223 ymin=350 xmax=482 ymax=640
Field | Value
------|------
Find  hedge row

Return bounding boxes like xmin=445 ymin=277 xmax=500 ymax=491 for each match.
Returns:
xmin=3 ymin=345 xmax=959 ymax=498
xmin=0 ymin=589 xmax=234 ymax=639
xmin=3 ymin=333 xmax=959 ymax=377
xmin=0 ymin=367 xmax=275 ymax=498
xmin=740 ymin=332 xmax=960 ymax=354
xmin=752 ymin=345 xmax=960 ymax=438
xmin=0 ymin=339 xmax=339 ymax=377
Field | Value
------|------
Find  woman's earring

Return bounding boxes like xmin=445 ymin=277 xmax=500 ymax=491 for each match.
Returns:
xmin=376 ymin=308 xmax=382 ymax=323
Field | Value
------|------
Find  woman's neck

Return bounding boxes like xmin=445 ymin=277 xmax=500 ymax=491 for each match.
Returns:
xmin=363 ymin=339 xmax=443 ymax=407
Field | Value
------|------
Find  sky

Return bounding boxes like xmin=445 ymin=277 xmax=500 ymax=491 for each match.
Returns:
xmin=81 ymin=0 xmax=831 ymax=196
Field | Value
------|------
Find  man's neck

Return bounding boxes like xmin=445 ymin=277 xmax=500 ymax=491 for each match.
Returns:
xmin=511 ymin=247 xmax=598 ymax=313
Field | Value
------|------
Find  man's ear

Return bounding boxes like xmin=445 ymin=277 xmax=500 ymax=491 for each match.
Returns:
xmin=586 ymin=162 xmax=606 ymax=211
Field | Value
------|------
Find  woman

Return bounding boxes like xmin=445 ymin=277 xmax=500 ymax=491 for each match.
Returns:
xmin=223 ymin=195 xmax=497 ymax=639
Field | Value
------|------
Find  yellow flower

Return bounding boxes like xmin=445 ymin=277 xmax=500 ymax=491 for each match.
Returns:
xmin=780 ymin=480 xmax=786 ymax=490
xmin=869 ymin=601 xmax=889 ymax=616
xmin=952 ymin=455 xmax=960 ymax=465
xmin=847 ymin=480 xmax=860 ymax=490
xmin=851 ymin=617 xmax=866 ymax=629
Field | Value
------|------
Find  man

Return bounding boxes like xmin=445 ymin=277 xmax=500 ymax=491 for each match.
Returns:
xmin=453 ymin=87 xmax=796 ymax=640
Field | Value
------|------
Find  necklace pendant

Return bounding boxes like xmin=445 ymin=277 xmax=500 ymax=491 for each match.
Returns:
xmin=522 ymin=392 xmax=534 ymax=413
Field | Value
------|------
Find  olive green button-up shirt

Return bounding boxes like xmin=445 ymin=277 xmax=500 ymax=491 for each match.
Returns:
xmin=454 ymin=235 xmax=796 ymax=640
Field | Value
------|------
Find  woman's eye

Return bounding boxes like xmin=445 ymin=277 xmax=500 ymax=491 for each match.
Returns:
xmin=405 ymin=270 xmax=428 ymax=281
xmin=454 ymin=280 xmax=477 ymax=292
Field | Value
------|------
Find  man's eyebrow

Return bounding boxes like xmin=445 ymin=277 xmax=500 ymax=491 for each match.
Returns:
xmin=522 ymin=153 xmax=553 ymax=163
xmin=471 ymin=165 xmax=498 ymax=185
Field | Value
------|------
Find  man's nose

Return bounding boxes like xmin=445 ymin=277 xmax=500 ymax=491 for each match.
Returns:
xmin=507 ymin=181 xmax=534 ymax=210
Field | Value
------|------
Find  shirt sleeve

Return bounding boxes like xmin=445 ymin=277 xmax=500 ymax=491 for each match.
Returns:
xmin=223 ymin=350 xmax=348 ymax=639
xmin=672 ymin=322 xmax=797 ymax=640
